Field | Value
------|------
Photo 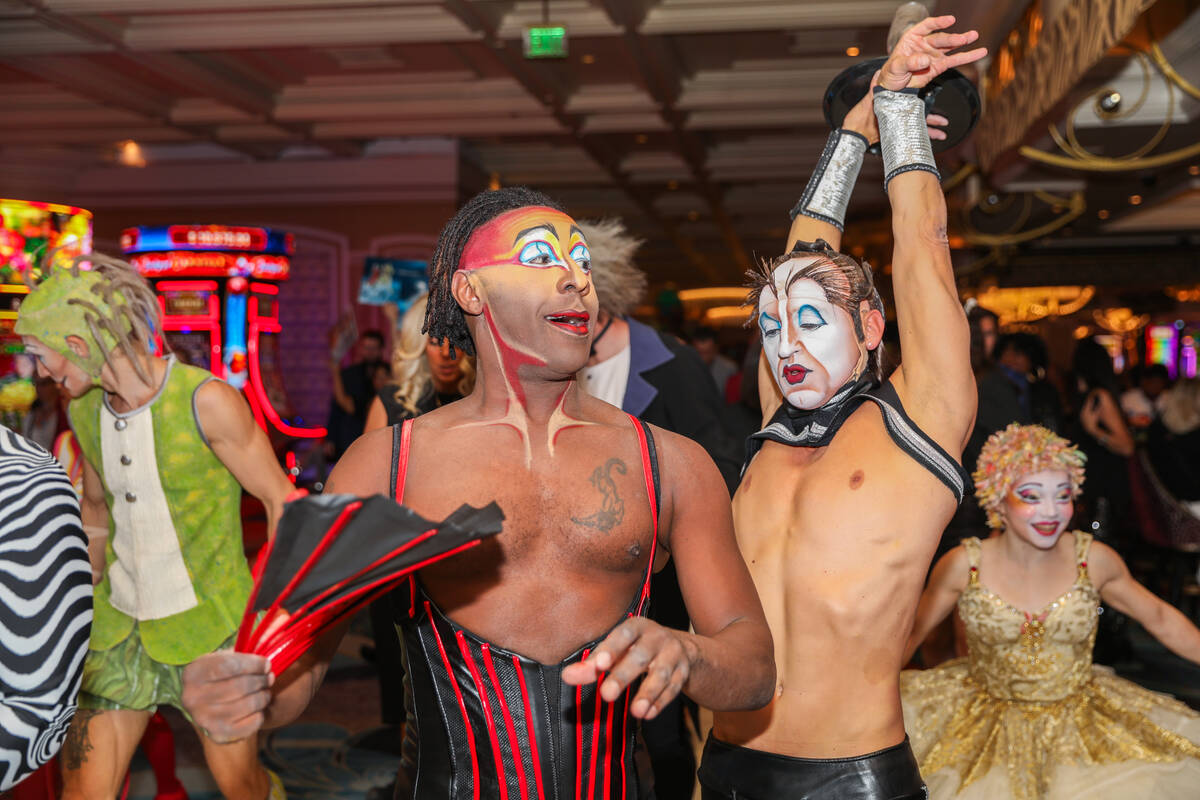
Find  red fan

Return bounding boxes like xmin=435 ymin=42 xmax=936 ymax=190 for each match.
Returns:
xmin=236 ymin=491 xmax=503 ymax=674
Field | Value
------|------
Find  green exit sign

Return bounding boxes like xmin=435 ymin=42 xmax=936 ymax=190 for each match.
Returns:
xmin=524 ymin=25 xmax=567 ymax=59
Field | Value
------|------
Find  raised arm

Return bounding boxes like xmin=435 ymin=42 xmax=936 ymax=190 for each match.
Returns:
xmin=563 ymin=430 xmax=775 ymax=717
xmin=903 ymin=545 xmax=969 ymax=663
xmin=874 ymin=15 xmax=985 ymax=453
xmin=1092 ymin=542 xmax=1200 ymax=666
xmin=195 ymin=378 xmax=294 ymax=541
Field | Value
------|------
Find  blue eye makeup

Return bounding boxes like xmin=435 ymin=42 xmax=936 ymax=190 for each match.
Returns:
xmin=569 ymin=243 xmax=591 ymax=272
xmin=518 ymin=240 xmax=564 ymax=268
xmin=795 ymin=304 xmax=826 ymax=330
xmin=759 ymin=312 xmax=781 ymax=338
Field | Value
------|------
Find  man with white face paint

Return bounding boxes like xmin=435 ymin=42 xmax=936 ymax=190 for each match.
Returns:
xmin=699 ymin=15 xmax=985 ymax=800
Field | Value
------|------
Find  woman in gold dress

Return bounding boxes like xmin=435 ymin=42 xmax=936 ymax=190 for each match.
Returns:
xmin=901 ymin=423 xmax=1200 ymax=799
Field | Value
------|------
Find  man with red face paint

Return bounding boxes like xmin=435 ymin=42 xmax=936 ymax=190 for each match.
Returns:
xmin=180 ymin=186 xmax=775 ymax=799
xmin=699 ymin=16 xmax=985 ymax=800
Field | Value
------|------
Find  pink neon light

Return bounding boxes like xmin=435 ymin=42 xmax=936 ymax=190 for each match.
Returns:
xmin=248 ymin=296 xmax=326 ymax=439
xmin=156 ymin=280 xmax=218 ymax=292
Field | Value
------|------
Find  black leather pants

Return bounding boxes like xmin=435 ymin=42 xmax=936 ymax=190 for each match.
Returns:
xmin=697 ymin=733 xmax=927 ymax=800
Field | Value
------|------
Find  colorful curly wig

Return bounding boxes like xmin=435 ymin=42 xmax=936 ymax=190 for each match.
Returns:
xmin=973 ymin=423 xmax=1087 ymax=530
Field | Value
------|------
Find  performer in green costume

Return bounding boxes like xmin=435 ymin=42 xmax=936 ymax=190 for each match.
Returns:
xmin=17 ymin=254 xmax=294 ymax=800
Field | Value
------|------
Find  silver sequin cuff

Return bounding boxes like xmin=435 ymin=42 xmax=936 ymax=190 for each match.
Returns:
xmin=873 ymin=87 xmax=938 ymax=190
xmin=789 ymin=129 xmax=868 ymax=231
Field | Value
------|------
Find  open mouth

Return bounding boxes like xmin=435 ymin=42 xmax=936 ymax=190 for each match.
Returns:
xmin=1032 ymin=522 xmax=1061 ymax=537
xmin=783 ymin=365 xmax=809 ymax=385
xmin=545 ymin=310 xmax=590 ymax=335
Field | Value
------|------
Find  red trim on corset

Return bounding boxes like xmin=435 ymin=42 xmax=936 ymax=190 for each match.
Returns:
xmin=587 ymin=674 xmax=604 ymax=800
xmin=426 ymin=602 xmax=480 ymax=800
xmin=620 ymin=683 xmax=632 ymax=800
xmin=628 ymin=416 xmax=659 ymax=616
xmin=576 ymin=648 xmax=589 ymax=800
xmin=408 ymin=575 xmax=417 ymax=618
xmin=459 ymin=632 xmax=509 ymax=800
xmin=394 ymin=419 xmax=413 ymax=502
xmin=513 ymin=656 xmax=547 ymax=800
xmin=482 ymin=645 xmax=529 ymax=800
xmin=602 ymin=688 xmax=616 ymax=800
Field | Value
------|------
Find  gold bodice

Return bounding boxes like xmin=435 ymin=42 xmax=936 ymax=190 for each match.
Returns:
xmin=958 ymin=533 xmax=1099 ymax=702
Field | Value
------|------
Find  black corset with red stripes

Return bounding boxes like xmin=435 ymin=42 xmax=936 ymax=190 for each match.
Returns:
xmin=388 ymin=415 xmax=661 ymax=800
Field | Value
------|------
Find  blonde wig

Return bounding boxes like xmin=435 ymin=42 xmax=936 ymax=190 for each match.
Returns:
xmin=391 ymin=294 xmax=474 ymax=416
xmin=576 ymin=219 xmax=647 ymax=318
xmin=973 ymin=423 xmax=1087 ymax=530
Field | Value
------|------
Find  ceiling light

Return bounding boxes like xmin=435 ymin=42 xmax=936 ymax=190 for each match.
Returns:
xmin=1097 ymin=209 xmax=1109 ymax=219
xmin=117 ymin=139 xmax=146 ymax=168
xmin=635 ymin=133 xmax=648 ymax=144
xmin=1128 ymin=194 xmax=1142 ymax=205
xmin=845 ymin=46 xmax=860 ymax=57
xmin=667 ymin=180 xmax=679 ymax=190
xmin=1189 ymin=165 xmax=1199 ymax=176
xmin=581 ymin=53 xmax=595 ymax=64
xmin=687 ymin=210 xmax=700 ymax=222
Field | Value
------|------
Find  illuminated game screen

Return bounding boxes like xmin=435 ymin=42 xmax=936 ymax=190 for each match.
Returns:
xmin=1147 ymin=325 xmax=1180 ymax=378
xmin=0 ymin=199 xmax=92 ymax=285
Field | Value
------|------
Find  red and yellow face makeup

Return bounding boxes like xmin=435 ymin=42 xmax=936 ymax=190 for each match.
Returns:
xmin=459 ymin=207 xmax=592 ymax=276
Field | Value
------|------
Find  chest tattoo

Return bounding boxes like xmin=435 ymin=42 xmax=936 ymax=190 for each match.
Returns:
xmin=572 ymin=458 xmax=627 ymax=533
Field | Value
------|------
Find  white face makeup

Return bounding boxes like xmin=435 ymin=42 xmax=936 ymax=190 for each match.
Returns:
xmin=758 ymin=259 xmax=864 ymax=410
xmin=998 ymin=469 xmax=1074 ymax=551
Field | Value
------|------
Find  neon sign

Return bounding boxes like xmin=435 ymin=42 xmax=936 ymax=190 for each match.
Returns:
xmin=129 ymin=252 xmax=290 ymax=279
xmin=121 ymin=225 xmax=293 ymax=256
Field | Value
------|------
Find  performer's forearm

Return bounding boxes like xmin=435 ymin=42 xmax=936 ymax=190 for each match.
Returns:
xmin=680 ymin=618 xmax=775 ymax=711
xmin=1145 ymin=602 xmax=1200 ymax=667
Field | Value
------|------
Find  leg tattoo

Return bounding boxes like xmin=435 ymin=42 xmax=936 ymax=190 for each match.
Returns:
xmin=62 ymin=709 xmax=101 ymax=771
xmin=572 ymin=458 xmax=627 ymax=533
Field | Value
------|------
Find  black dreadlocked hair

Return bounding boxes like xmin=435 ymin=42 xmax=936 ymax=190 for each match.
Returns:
xmin=745 ymin=238 xmax=887 ymax=380
xmin=424 ymin=186 xmax=566 ymax=357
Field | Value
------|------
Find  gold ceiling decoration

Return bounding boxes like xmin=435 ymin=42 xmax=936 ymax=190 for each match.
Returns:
xmin=1093 ymin=307 xmax=1150 ymax=333
xmin=961 ymin=189 xmax=1086 ymax=248
xmin=1019 ymin=38 xmax=1200 ymax=172
xmin=970 ymin=285 xmax=1096 ymax=326
xmin=1166 ymin=285 xmax=1200 ymax=303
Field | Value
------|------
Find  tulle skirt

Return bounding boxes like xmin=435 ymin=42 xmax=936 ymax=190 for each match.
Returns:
xmin=901 ymin=660 xmax=1200 ymax=799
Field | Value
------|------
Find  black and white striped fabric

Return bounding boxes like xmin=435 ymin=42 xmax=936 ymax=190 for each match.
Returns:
xmin=0 ymin=424 xmax=92 ymax=791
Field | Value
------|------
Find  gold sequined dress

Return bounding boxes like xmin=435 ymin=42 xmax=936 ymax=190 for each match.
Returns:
xmin=901 ymin=532 xmax=1200 ymax=799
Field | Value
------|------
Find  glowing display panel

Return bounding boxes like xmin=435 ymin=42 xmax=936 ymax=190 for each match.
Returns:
xmin=1146 ymin=325 xmax=1179 ymax=378
xmin=0 ymin=199 xmax=92 ymax=285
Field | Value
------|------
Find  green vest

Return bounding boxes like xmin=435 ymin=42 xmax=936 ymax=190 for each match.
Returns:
xmin=69 ymin=360 xmax=252 ymax=665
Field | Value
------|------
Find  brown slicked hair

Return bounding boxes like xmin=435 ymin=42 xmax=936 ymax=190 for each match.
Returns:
xmin=746 ymin=239 xmax=886 ymax=380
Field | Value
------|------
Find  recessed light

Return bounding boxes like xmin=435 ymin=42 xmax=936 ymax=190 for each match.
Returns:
xmin=1190 ymin=165 xmax=1200 ymax=176
xmin=667 ymin=180 xmax=679 ymax=190
xmin=635 ymin=133 xmax=648 ymax=144
xmin=1097 ymin=209 xmax=1110 ymax=219
xmin=846 ymin=46 xmax=860 ymax=57
xmin=1129 ymin=194 xmax=1142 ymax=205
xmin=581 ymin=54 xmax=595 ymax=64
xmin=687 ymin=210 xmax=700 ymax=221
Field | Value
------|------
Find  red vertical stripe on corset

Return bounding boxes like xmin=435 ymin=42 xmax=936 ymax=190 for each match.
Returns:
xmin=512 ymin=656 xmax=547 ymax=800
xmin=628 ymin=416 xmax=659 ymax=616
xmin=408 ymin=575 xmax=416 ymax=618
xmin=602 ymin=688 xmax=616 ymax=800
xmin=619 ymin=684 xmax=632 ymax=800
xmin=576 ymin=648 xmax=589 ymax=800
xmin=482 ymin=644 xmax=529 ymax=800
xmin=457 ymin=632 xmax=509 ymax=800
xmin=587 ymin=673 xmax=604 ymax=800
xmin=425 ymin=602 xmax=479 ymax=800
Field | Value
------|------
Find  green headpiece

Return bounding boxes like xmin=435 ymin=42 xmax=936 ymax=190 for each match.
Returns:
xmin=15 ymin=253 xmax=160 ymax=385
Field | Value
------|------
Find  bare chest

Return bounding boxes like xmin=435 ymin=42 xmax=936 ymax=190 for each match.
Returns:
xmin=401 ymin=432 xmax=657 ymax=579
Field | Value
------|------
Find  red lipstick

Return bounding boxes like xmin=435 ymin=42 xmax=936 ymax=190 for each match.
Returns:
xmin=783 ymin=365 xmax=809 ymax=385
xmin=545 ymin=310 xmax=590 ymax=335
xmin=1032 ymin=522 xmax=1060 ymax=537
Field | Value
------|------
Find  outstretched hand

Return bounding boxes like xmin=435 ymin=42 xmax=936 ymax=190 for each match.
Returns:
xmin=878 ymin=14 xmax=987 ymax=92
xmin=561 ymin=616 xmax=695 ymax=720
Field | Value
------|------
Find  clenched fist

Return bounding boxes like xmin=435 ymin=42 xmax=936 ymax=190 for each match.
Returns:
xmin=182 ymin=651 xmax=274 ymax=744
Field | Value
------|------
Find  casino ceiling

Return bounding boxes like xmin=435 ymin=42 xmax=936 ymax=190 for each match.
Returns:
xmin=1 ymin=0 xmax=1198 ymax=289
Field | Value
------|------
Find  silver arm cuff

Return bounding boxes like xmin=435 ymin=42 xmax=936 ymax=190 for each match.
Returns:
xmin=873 ymin=87 xmax=938 ymax=190
xmin=789 ymin=129 xmax=868 ymax=231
